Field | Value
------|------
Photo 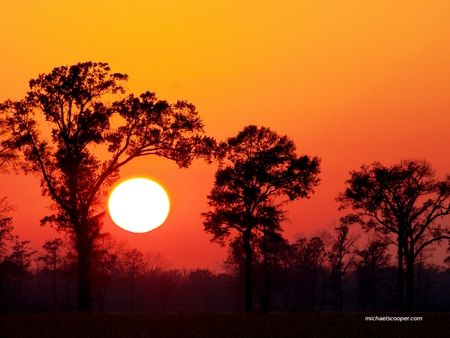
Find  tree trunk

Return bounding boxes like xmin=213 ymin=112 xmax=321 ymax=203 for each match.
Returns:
xmin=337 ymin=271 xmax=342 ymax=311
xmin=76 ymin=229 xmax=92 ymax=312
xmin=397 ymin=235 xmax=404 ymax=313
xmin=131 ymin=272 xmax=135 ymax=313
xmin=406 ymin=254 xmax=415 ymax=313
xmin=243 ymin=231 xmax=253 ymax=313
xmin=0 ymin=264 xmax=3 ymax=313
xmin=53 ymin=259 xmax=57 ymax=310
xmin=262 ymin=234 xmax=270 ymax=313
xmin=263 ymin=252 xmax=270 ymax=313
xmin=371 ymin=266 xmax=376 ymax=311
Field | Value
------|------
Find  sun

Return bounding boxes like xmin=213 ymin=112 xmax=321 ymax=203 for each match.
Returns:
xmin=108 ymin=178 xmax=170 ymax=233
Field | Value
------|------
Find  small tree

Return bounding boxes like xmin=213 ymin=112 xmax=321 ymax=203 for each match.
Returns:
xmin=117 ymin=248 xmax=145 ymax=312
xmin=202 ymin=125 xmax=320 ymax=312
xmin=221 ymin=237 xmax=246 ymax=312
xmin=1 ymin=61 xmax=214 ymax=311
xmin=0 ymin=198 xmax=15 ymax=313
xmin=327 ymin=221 xmax=359 ymax=311
xmin=89 ymin=232 xmax=122 ymax=312
xmin=143 ymin=252 xmax=170 ymax=277
xmin=39 ymin=238 xmax=64 ymax=310
xmin=0 ymin=199 xmax=15 ymax=262
xmin=337 ymin=159 xmax=450 ymax=312
xmin=354 ymin=238 xmax=390 ymax=311
xmin=293 ymin=234 xmax=329 ymax=311
xmin=7 ymin=238 xmax=36 ymax=310
xmin=253 ymin=230 xmax=286 ymax=312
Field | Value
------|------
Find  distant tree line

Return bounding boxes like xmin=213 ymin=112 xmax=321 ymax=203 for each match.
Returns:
xmin=1 ymin=224 xmax=450 ymax=313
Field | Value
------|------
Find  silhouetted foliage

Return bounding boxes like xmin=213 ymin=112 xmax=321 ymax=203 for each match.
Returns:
xmin=253 ymin=231 xmax=287 ymax=312
xmin=221 ymin=238 xmax=246 ymax=312
xmin=0 ymin=199 xmax=15 ymax=262
xmin=39 ymin=238 xmax=64 ymax=310
xmin=337 ymin=159 xmax=450 ymax=312
xmin=5 ymin=239 xmax=36 ymax=311
xmin=327 ymin=221 xmax=359 ymax=311
xmin=0 ymin=117 xmax=17 ymax=172
xmin=0 ymin=199 xmax=15 ymax=313
xmin=117 ymin=248 xmax=145 ymax=312
xmin=203 ymin=125 xmax=320 ymax=312
xmin=89 ymin=233 xmax=119 ymax=312
xmin=0 ymin=61 xmax=215 ymax=311
xmin=292 ymin=234 xmax=329 ymax=311
xmin=354 ymin=238 xmax=390 ymax=311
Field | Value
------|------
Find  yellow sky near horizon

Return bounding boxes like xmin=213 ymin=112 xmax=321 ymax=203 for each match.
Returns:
xmin=1 ymin=1 xmax=450 ymax=268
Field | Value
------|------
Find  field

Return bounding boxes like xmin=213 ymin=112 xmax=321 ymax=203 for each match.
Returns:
xmin=0 ymin=312 xmax=447 ymax=338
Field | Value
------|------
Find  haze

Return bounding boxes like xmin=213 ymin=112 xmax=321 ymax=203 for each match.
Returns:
xmin=1 ymin=1 xmax=450 ymax=269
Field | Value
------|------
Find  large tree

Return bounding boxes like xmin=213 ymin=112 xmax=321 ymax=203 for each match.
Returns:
xmin=0 ymin=61 xmax=214 ymax=311
xmin=202 ymin=125 xmax=320 ymax=312
xmin=336 ymin=159 xmax=450 ymax=313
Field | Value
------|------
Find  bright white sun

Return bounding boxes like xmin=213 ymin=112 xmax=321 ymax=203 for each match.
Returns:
xmin=108 ymin=178 xmax=170 ymax=233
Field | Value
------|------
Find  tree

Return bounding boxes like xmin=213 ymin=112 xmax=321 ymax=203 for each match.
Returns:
xmin=202 ymin=125 xmax=320 ymax=312
xmin=253 ymin=230 xmax=286 ymax=312
xmin=0 ymin=198 xmax=15 ymax=313
xmin=39 ymin=238 xmax=64 ymax=310
xmin=117 ymin=248 xmax=145 ymax=312
xmin=327 ymin=221 xmax=358 ymax=311
xmin=336 ymin=159 xmax=450 ymax=313
xmin=57 ymin=238 xmax=78 ymax=310
xmin=153 ymin=269 xmax=180 ymax=311
xmin=293 ymin=234 xmax=329 ymax=311
xmin=0 ymin=198 xmax=15 ymax=262
xmin=0 ymin=61 xmax=215 ymax=311
xmin=142 ymin=251 xmax=170 ymax=277
xmin=269 ymin=238 xmax=297 ymax=311
xmin=354 ymin=238 xmax=390 ymax=311
xmin=7 ymin=238 xmax=36 ymax=310
xmin=221 ymin=237 xmax=247 ymax=312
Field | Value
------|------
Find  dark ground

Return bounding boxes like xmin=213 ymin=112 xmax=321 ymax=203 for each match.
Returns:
xmin=0 ymin=312 xmax=446 ymax=338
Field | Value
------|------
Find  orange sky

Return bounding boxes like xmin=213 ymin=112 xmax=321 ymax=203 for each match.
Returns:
xmin=1 ymin=1 xmax=450 ymax=269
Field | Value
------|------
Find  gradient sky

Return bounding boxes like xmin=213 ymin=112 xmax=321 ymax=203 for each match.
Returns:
xmin=1 ymin=1 xmax=450 ymax=270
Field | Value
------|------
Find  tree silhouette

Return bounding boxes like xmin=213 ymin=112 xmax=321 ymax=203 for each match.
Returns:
xmin=90 ymin=233 xmax=121 ymax=312
xmin=253 ymin=230 xmax=286 ymax=312
xmin=202 ymin=125 xmax=320 ymax=312
xmin=293 ymin=234 xmax=329 ymax=311
xmin=0 ymin=61 xmax=215 ymax=311
xmin=117 ymin=248 xmax=145 ymax=312
xmin=221 ymin=237 xmax=246 ymax=312
xmin=354 ymin=238 xmax=390 ymax=311
xmin=0 ymin=199 xmax=15 ymax=262
xmin=0 ymin=198 xmax=15 ymax=313
xmin=39 ymin=238 xmax=64 ymax=310
xmin=327 ymin=221 xmax=358 ymax=311
xmin=7 ymin=238 xmax=36 ymax=310
xmin=337 ymin=159 xmax=450 ymax=312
